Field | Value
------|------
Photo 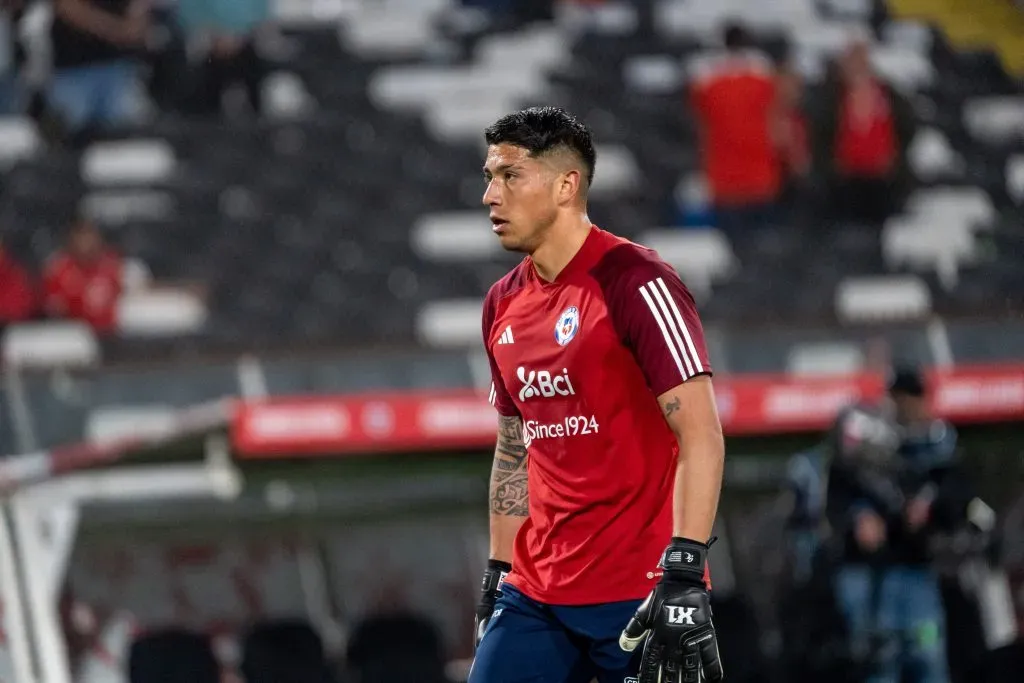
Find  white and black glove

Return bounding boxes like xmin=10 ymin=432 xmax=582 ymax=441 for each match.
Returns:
xmin=619 ymin=538 xmax=724 ymax=683
xmin=474 ymin=559 xmax=510 ymax=650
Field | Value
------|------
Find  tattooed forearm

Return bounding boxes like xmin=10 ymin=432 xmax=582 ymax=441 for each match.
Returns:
xmin=490 ymin=416 xmax=529 ymax=517
xmin=663 ymin=396 xmax=681 ymax=417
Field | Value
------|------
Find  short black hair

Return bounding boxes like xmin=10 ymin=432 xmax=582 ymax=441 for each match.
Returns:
xmin=723 ymin=21 xmax=751 ymax=50
xmin=484 ymin=106 xmax=596 ymax=188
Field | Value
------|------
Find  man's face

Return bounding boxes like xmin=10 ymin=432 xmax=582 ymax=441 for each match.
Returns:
xmin=69 ymin=223 xmax=102 ymax=260
xmin=482 ymin=143 xmax=559 ymax=254
xmin=843 ymin=41 xmax=872 ymax=83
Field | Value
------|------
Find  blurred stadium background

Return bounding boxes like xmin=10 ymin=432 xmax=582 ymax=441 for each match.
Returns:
xmin=0 ymin=0 xmax=1022 ymax=682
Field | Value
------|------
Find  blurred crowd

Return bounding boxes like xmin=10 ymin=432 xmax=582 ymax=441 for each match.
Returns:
xmin=0 ymin=215 xmax=131 ymax=334
xmin=687 ymin=22 xmax=914 ymax=235
xmin=0 ymin=0 xmax=275 ymax=336
xmin=775 ymin=366 xmax=1021 ymax=683
xmin=0 ymin=0 xmax=270 ymax=138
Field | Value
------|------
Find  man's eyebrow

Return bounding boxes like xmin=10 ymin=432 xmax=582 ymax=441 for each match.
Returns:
xmin=483 ymin=163 xmax=522 ymax=175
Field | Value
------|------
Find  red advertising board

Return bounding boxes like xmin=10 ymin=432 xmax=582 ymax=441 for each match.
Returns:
xmin=231 ymin=364 xmax=1024 ymax=456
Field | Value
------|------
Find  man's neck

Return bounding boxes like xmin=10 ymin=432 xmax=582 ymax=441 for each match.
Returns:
xmin=530 ymin=214 xmax=593 ymax=283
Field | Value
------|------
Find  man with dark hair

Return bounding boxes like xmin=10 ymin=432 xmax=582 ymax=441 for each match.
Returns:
xmin=690 ymin=20 xmax=781 ymax=234
xmin=48 ymin=0 xmax=150 ymax=134
xmin=43 ymin=215 xmax=124 ymax=333
xmin=471 ymin=106 xmax=726 ymax=683
xmin=826 ymin=365 xmax=961 ymax=683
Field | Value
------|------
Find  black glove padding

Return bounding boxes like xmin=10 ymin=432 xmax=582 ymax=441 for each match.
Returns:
xmin=474 ymin=559 xmax=511 ymax=650
xmin=619 ymin=538 xmax=724 ymax=683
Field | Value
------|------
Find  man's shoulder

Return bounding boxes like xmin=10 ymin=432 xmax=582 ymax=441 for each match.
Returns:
xmin=589 ymin=236 xmax=674 ymax=294
xmin=485 ymin=258 xmax=531 ymax=307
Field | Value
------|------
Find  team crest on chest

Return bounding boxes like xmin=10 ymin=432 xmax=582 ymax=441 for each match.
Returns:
xmin=554 ymin=306 xmax=581 ymax=346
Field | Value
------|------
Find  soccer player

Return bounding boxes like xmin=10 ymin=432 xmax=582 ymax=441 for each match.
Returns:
xmin=471 ymin=106 xmax=726 ymax=683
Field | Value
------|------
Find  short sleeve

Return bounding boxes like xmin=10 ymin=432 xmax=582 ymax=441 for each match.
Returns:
xmin=607 ymin=260 xmax=713 ymax=398
xmin=482 ymin=290 xmax=521 ymax=418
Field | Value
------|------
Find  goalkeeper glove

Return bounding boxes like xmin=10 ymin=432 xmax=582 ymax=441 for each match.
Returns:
xmin=619 ymin=537 xmax=724 ymax=683
xmin=474 ymin=559 xmax=511 ymax=650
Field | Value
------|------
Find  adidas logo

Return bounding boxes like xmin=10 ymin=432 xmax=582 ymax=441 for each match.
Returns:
xmin=497 ymin=325 xmax=515 ymax=345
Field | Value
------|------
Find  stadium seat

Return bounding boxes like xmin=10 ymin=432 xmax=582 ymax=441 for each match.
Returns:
xmin=417 ymin=298 xmax=484 ymax=347
xmin=870 ymin=44 xmax=935 ymax=92
xmin=786 ymin=341 xmax=865 ymax=376
xmin=1007 ymin=155 xmax=1024 ymax=205
xmin=556 ymin=0 xmax=638 ymax=36
xmin=908 ymin=128 xmax=963 ymax=181
xmin=637 ymin=228 xmax=736 ymax=301
xmin=116 ymin=289 xmax=208 ymax=337
xmin=412 ymin=212 xmax=501 ymax=262
xmin=1 ymin=322 xmax=100 ymax=368
xmin=963 ymin=96 xmax=1024 ymax=145
xmin=81 ymin=189 xmax=176 ymax=226
xmin=881 ymin=216 xmax=978 ymax=289
xmin=623 ymin=55 xmax=684 ymax=95
xmin=905 ymin=186 xmax=996 ymax=227
xmin=341 ymin=4 xmax=443 ymax=59
xmin=0 ymin=117 xmax=42 ymax=170
xmin=241 ymin=619 xmax=332 ymax=683
xmin=881 ymin=20 xmax=934 ymax=54
xmin=590 ymin=145 xmax=641 ymax=198
xmin=128 ymin=630 xmax=219 ymax=683
xmin=834 ymin=274 xmax=933 ymax=324
xmin=81 ymin=140 xmax=177 ymax=186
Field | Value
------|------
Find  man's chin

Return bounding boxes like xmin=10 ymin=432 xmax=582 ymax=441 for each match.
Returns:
xmin=496 ymin=233 xmax=526 ymax=253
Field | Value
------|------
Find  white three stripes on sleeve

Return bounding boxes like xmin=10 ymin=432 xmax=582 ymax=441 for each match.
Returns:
xmin=489 ymin=382 xmax=497 ymax=406
xmin=638 ymin=277 xmax=704 ymax=380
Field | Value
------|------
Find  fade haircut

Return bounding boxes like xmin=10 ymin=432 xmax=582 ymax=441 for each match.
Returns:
xmin=484 ymin=106 xmax=596 ymax=189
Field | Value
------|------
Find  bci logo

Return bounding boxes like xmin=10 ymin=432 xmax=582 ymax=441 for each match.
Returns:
xmin=517 ymin=367 xmax=576 ymax=401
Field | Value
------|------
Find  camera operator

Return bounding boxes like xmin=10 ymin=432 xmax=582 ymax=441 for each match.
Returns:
xmin=825 ymin=366 xmax=966 ymax=683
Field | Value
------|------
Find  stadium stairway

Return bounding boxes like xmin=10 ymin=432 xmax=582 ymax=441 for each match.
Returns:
xmin=887 ymin=0 xmax=1024 ymax=75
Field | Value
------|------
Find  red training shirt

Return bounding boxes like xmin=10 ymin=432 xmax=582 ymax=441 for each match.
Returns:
xmin=690 ymin=50 xmax=781 ymax=206
xmin=0 ymin=249 xmax=37 ymax=322
xmin=483 ymin=227 xmax=713 ymax=606
xmin=44 ymin=251 xmax=123 ymax=333
xmin=835 ymin=81 xmax=897 ymax=177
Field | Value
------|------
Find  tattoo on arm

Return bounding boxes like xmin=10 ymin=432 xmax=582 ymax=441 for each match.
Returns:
xmin=490 ymin=416 xmax=529 ymax=517
xmin=663 ymin=396 xmax=681 ymax=417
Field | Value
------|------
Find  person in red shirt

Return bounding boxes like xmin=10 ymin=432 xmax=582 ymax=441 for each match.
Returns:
xmin=470 ymin=107 xmax=725 ymax=683
xmin=690 ymin=23 xmax=781 ymax=234
xmin=0 ymin=238 xmax=37 ymax=326
xmin=814 ymin=39 xmax=915 ymax=225
xmin=44 ymin=216 xmax=124 ymax=333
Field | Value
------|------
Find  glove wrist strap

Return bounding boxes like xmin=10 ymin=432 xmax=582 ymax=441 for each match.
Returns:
xmin=482 ymin=559 xmax=512 ymax=593
xmin=660 ymin=537 xmax=714 ymax=583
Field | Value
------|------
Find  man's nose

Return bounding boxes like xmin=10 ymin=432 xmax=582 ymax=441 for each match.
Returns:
xmin=482 ymin=180 xmax=500 ymax=206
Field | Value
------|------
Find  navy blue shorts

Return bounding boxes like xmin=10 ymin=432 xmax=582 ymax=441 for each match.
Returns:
xmin=469 ymin=584 xmax=642 ymax=683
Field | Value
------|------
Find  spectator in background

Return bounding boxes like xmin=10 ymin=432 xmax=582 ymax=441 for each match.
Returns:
xmin=0 ymin=236 xmax=36 ymax=327
xmin=175 ymin=0 xmax=269 ymax=116
xmin=773 ymin=61 xmax=810 ymax=187
xmin=690 ymin=22 xmax=781 ymax=235
xmin=44 ymin=216 xmax=123 ymax=334
xmin=0 ymin=0 xmax=27 ymax=114
xmin=826 ymin=367 xmax=963 ymax=683
xmin=48 ymin=0 xmax=150 ymax=136
xmin=772 ymin=60 xmax=812 ymax=224
xmin=814 ymin=38 xmax=915 ymax=225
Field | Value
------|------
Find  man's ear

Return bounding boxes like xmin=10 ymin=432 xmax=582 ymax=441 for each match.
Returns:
xmin=558 ymin=169 xmax=582 ymax=204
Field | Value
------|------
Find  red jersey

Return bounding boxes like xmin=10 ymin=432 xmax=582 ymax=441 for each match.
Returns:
xmin=483 ymin=227 xmax=712 ymax=605
xmin=835 ymin=81 xmax=897 ymax=177
xmin=0 ymin=249 xmax=36 ymax=322
xmin=691 ymin=50 xmax=781 ymax=206
xmin=44 ymin=251 xmax=123 ymax=333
